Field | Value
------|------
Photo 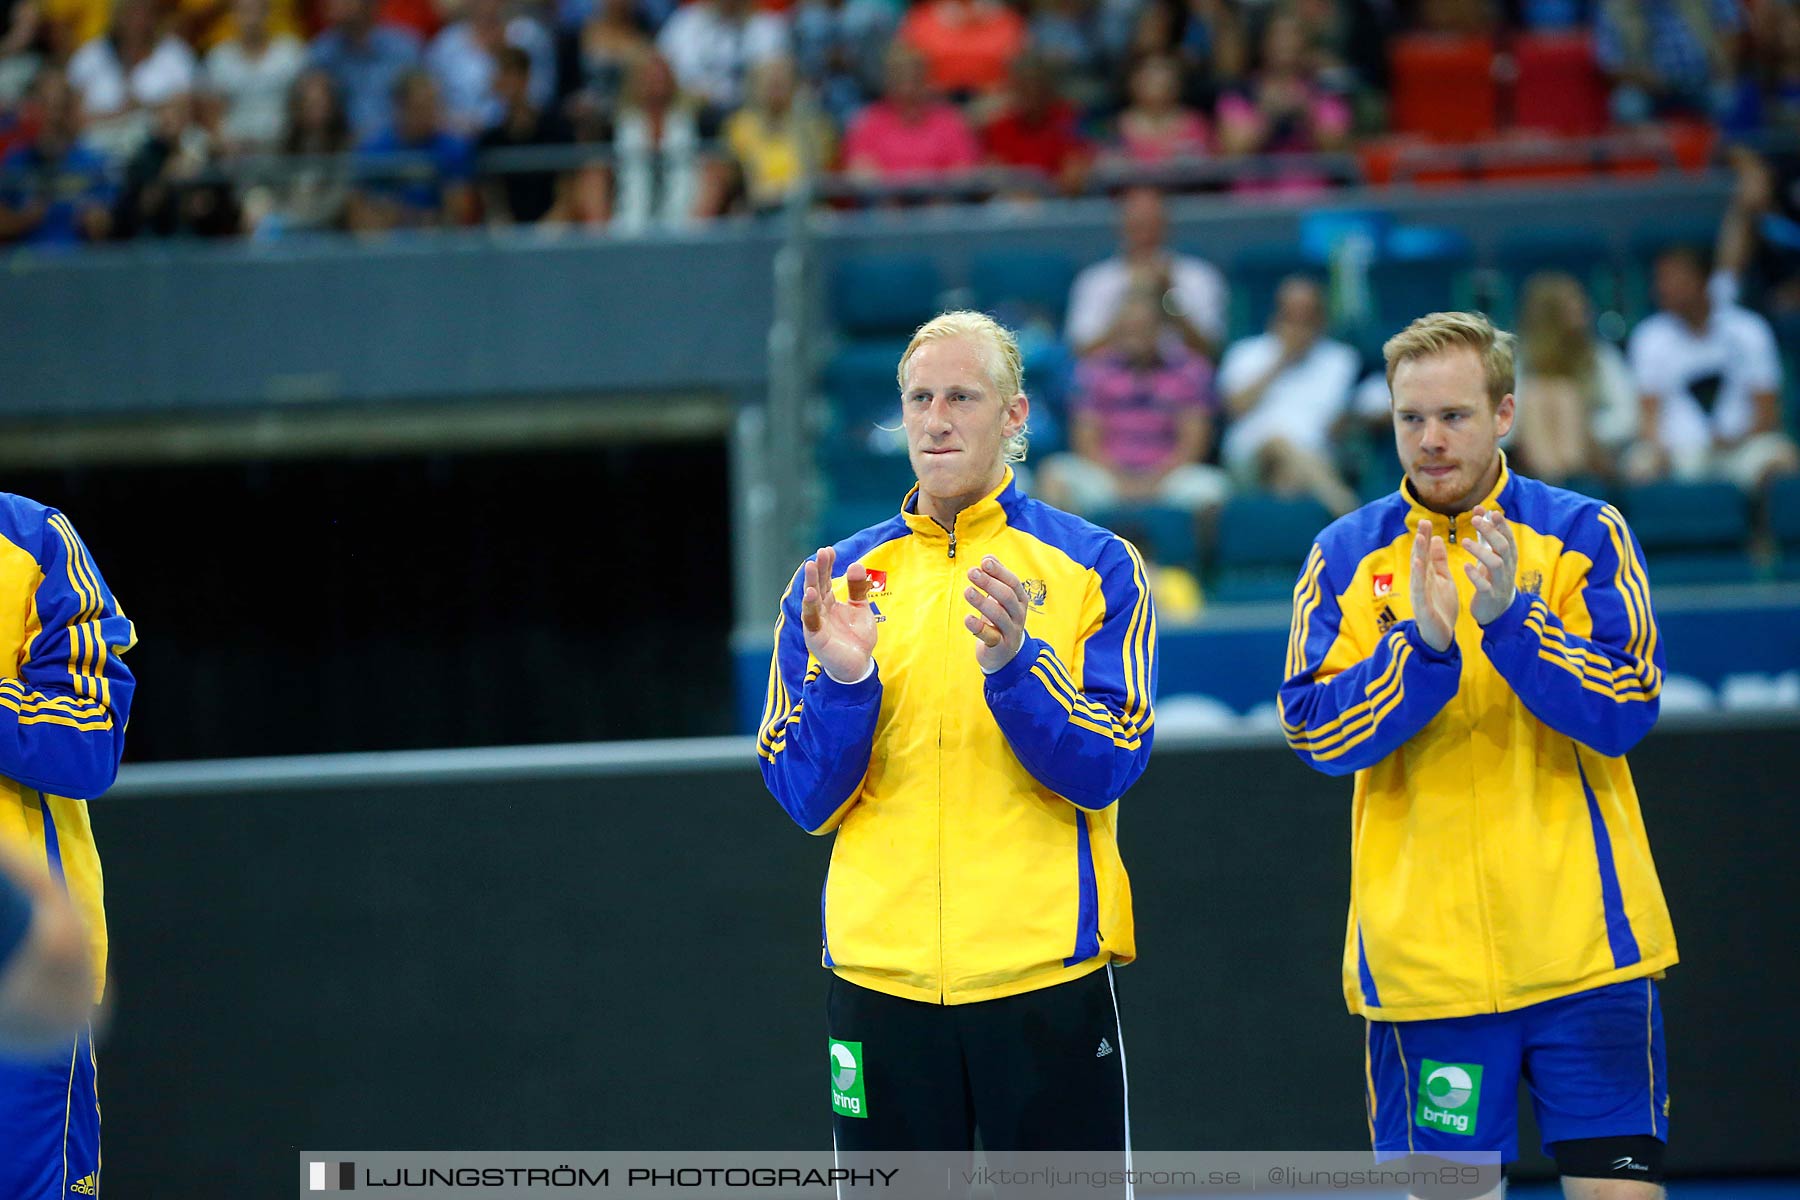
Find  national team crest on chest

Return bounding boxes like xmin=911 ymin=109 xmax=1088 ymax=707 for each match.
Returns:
xmin=1517 ymin=569 xmax=1543 ymax=596
xmin=1021 ymin=579 xmax=1048 ymax=610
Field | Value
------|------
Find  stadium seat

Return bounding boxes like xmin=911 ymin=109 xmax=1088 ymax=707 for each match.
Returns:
xmin=1492 ymin=230 xmax=1624 ymax=322
xmin=1619 ymin=480 xmax=1758 ymax=586
xmin=1210 ymin=493 xmax=1333 ymax=604
xmin=1769 ymin=475 xmax=1800 ymax=580
xmin=1226 ymin=245 xmax=1312 ymax=340
xmin=1367 ymin=246 xmax=1476 ymax=333
xmin=832 ymin=255 xmax=943 ymax=337
xmin=1390 ymin=35 xmax=1499 ymax=143
xmin=826 ymin=448 xmax=918 ymax=506
xmin=1510 ymin=33 xmax=1606 ymax=136
xmin=1088 ymin=504 xmax=1199 ymax=573
xmin=822 ymin=339 xmax=907 ymax=449
xmin=969 ymin=250 xmax=1078 ymax=329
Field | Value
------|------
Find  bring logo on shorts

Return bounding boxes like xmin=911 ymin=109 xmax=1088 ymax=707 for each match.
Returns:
xmin=830 ymin=1039 xmax=868 ymax=1118
xmin=1416 ymin=1060 xmax=1482 ymax=1135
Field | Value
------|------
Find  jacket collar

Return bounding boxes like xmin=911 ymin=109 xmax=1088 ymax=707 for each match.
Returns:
xmin=1400 ymin=451 xmax=1512 ymax=542
xmin=901 ymin=467 xmax=1021 ymax=547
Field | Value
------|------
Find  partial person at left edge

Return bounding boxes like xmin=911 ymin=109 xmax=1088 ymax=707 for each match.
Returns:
xmin=0 ymin=492 xmax=137 ymax=1200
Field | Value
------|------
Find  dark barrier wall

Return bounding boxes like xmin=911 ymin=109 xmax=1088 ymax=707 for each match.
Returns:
xmin=91 ymin=724 xmax=1796 ymax=1196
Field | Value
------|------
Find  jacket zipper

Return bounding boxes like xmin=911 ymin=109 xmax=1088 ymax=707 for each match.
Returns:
xmin=936 ymin=519 xmax=959 ymax=1000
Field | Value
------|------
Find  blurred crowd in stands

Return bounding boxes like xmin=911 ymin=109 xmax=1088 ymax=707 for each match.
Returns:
xmin=5 ymin=0 xmax=1800 ymax=240
xmin=990 ymin=177 xmax=1800 ymax=613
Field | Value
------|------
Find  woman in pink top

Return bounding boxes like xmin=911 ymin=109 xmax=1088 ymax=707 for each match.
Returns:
xmin=842 ymin=44 xmax=980 ymax=181
xmin=1215 ymin=12 xmax=1349 ymax=194
xmin=1113 ymin=53 xmax=1210 ymax=164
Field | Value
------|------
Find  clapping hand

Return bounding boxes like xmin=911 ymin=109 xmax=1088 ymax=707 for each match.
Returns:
xmin=964 ymin=555 xmax=1030 ymax=673
xmin=1410 ymin=519 xmax=1457 ymax=652
xmin=800 ymin=546 xmax=878 ymax=683
xmin=1466 ymin=507 xmax=1518 ymax=627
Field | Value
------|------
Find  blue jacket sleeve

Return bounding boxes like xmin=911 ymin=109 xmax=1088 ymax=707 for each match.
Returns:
xmin=1480 ymin=505 xmax=1662 ymax=757
xmin=1279 ymin=543 xmax=1462 ymax=777
xmin=0 ymin=512 xmax=137 ymax=799
xmin=756 ymin=563 xmax=882 ymax=835
xmin=982 ymin=536 xmax=1156 ymax=811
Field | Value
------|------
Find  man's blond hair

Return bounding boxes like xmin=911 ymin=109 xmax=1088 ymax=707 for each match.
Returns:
xmin=1383 ymin=311 xmax=1515 ymax=408
xmin=896 ymin=310 xmax=1029 ymax=464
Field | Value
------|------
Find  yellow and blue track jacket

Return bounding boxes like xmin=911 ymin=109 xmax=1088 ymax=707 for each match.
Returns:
xmin=757 ymin=470 xmax=1157 ymax=1005
xmin=0 ymin=494 xmax=136 ymax=1004
xmin=1280 ymin=461 xmax=1677 ymax=1021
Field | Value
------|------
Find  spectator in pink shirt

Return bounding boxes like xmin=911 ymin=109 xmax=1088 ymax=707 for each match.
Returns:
xmin=1038 ymin=288 xmax=1230 ymax=519
xmin=1216 ymin=12 xmax=1348 ymax=193
xmin=841 ymin=43 xmax=978 ymax=181
xmin=1112 ymin=52 xmax=1209 ymax=165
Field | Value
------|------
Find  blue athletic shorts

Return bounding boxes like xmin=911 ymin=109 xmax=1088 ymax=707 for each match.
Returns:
xmin=0 ymin=1023 xmax=101 ymax=1198
xmin=1366 ymin=978 xmax=1669 ymax=1161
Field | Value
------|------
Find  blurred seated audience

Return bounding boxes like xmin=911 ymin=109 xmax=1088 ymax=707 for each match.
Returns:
xmin=1720 ymin=0 xmax=1800 ymax=135
xmin=560 ymin=0 xmax=651 ymax=134
xmin=477 ymin=44 xmax=587 ymax=225
xmin=1065 ymin=186 xmax=1226 ymax=359
xmin=840 ymin=44 xmax=979 ymax=183
xmin=1111 ymin=52 xmax=1209 ymax=166
xmin=1510 ymin=271 xmax=1637 ymax=485
xmin=1026 ymin=0 xmax=1109 ymax=112
xmin=115 ymin=91 xmax=239 ymax=236
xmin=347 ymin=68 xmax=474 ymax=231
xmin=898 ymin=0 xmax=1025 ymax=98
xmin=790 ymin=0 xmax=891 ymax=127
xmin=1623 ymin=245 xmax=1800 ymax=494
xmin=607 ymin=51 xmax=727 ymax=231
xmin=1038 ymin=288 xmax=1230 ymax=518
xmin=308 ymin=0 xmax=422 ymax=142
xmin=203 ymin=0 xmax=305 ymax=153
xmin=1595 ymin=0 xmax=1738 ymax=124
xmin=981 ymin=52 xmax=1088 ymax=196
xmin=1215 ymin=275 xmax=1360 ymax=517
xmin=176 ymin=0 xmax=299 ymax=55
xmin=1215 ymin=11 xmax=1349 ymax=192
xmin=426 ymin=0 xmax=553 ymax=135
xmin=723 ymin=55 xmax=832 ymax=212
xmin=1 ymin=0 xmax=48 ymax=109
xmin=240 ymin=68 xmax=355 ymax=235
xmin=0 ymin=64 xmax=113 ymax=245
xmin=68 ymin=0 xmax=197 ymax=158
xmin=1175 ymin=0 xmax=1246 ymax=104
xmin=655 ymin=0 xmax=788 ymax=123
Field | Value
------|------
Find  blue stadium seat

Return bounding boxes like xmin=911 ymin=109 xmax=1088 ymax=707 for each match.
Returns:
xmin=1492 ymin=230 xmax=1623 ymax=322
xmin=827 ymin=449 xmax=917 ymax=506
xmin=1087 ymin=504 xmax=1199 ymax=573
xmin=1368 ymin=248 xmax=1476 ymax=333
xmin=833 ymin=255 xmax=943 ymax=337
xmin=1210 ymin=493 xmax=1333 ymax=604
xmin=1769 ymin=475 xmax=1800 ymax=580
xmin=1225 ymin=245 xmax=1311 ymax=340
xmin=822 ymin=339 xmax=907 ymax=449
xmin=1619 ymin=480 xmax=1758 ymax=586
xmin=969 ymin=250 xmax=1078 ymax=329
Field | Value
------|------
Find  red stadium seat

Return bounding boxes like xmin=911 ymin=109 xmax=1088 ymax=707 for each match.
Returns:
xmin=1511 ymin=32 xmax=1607 ymax=136
xmin=1390 ymin=34 xmax=1499 ymax=143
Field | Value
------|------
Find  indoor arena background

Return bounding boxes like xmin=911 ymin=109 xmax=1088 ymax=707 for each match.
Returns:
xmin=2 ymin=2 xmax=1799 ymax=1195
